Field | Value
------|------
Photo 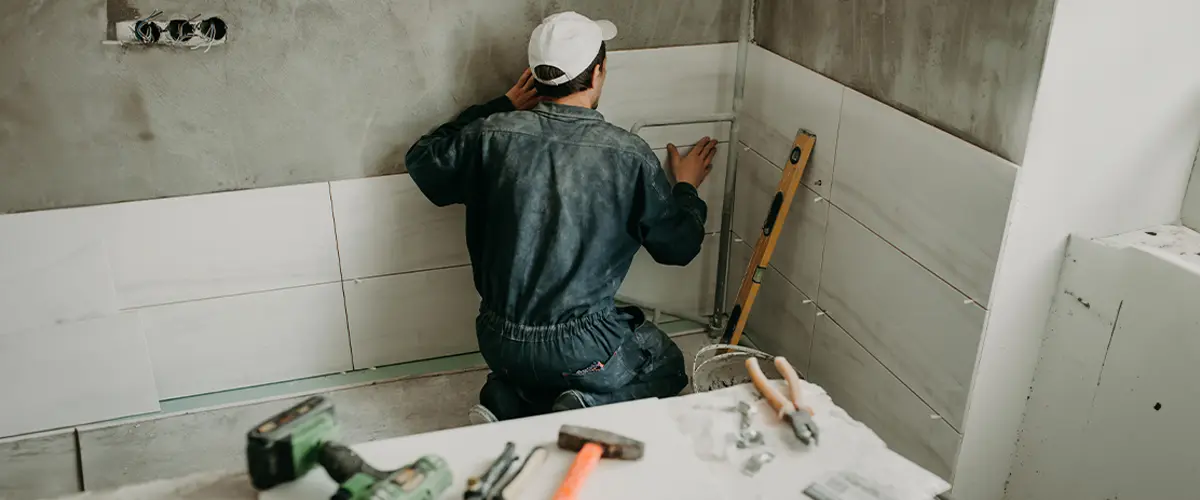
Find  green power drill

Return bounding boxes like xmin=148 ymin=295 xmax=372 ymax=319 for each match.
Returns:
xmin=246 ymin=395 xmax=452 ymax=499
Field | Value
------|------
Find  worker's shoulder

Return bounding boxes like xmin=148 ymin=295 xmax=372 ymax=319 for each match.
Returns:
xmin=481 ymin=111 xmax=657 ymax=161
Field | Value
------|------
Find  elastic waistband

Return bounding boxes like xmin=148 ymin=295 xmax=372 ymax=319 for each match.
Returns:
xmin=477 ymin=306 xmax=624 ymax=343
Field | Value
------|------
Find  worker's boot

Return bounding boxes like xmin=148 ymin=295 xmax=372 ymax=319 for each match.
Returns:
xmin=468 ymin=404 xmax=499 ymax=425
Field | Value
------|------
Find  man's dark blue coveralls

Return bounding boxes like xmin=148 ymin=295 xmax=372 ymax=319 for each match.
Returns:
xmin=405 ymin=95 xmax=707 ymax=420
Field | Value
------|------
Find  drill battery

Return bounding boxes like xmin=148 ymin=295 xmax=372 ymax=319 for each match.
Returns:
xmin=246 ymin=395 xmax=339 ymax=490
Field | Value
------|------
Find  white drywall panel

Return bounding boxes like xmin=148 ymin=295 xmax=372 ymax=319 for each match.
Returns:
xmin=956 ymin=2 xmax=1200 ymax=498
xmin=818 ymin=208 xmax=984 ymax=429
xmin=599 ymin=44 xmax=735 ymax=138
xmin=345 ymin=266 xmax=480 ymax=369
xmin=0 ymin=429 xmax=80 ymax=499
xmin=832 ymin=90 xmax=1016 ymax=306
xmin=107 ymin=183 xmax=342 ymax=309
xmin=0 ymin=313 xmax=159 ymax=438
xmin=1007 ymin=235 xmax=1131 ymax=499
xmin=729 ymin=241 xmax=817 ymax=373
xmin=1010 ymin=227 xmax=1200 ymax=499
xmin=331 ymin=174 xmax=468 ymax=280
xmin=739 ymin=45 xmax=845 ymax=198
xmin=620 ymin=232 xmax=720 ymax=317
xmin=652 ymin=145 xmax=728 ymax=233
xmin=810 ymin=316 xmax=962 ymax=481
xmin=140 ymin=283 xmax=352 ymax=399
xmin=1181 ymin=151 xmax=1200 ymax=230
xmin=0 ymin=206 xmax=116 ymax=336
xmin=1072 ymin=251 xmax=1200 ymax=500
xmin=732 ymin=146 xmax=829 ymax=298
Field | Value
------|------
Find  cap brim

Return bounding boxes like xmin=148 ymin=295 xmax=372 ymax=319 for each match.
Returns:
xmin=595 ymin=20 xmax=618 ymax=41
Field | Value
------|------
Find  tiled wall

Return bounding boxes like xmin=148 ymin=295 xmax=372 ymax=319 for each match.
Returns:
xmin=0 ymin=44 xmax=736 ymax=440
xmin=731 ymin=46 xmax=1017 ymax=480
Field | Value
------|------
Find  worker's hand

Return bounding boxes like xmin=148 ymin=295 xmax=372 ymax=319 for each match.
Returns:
xmin=506 ymin=68 xmax=541 ymax=111
xmin=668 ymin=137 xmax=719 ymax=188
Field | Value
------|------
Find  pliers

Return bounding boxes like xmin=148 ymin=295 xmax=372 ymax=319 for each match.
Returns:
xmin=745 ymin=356 xmax=819 ymax=445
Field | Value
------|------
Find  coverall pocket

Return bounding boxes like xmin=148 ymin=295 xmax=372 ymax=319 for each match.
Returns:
xmin=562 ymin=338 xmax=647 ymax=394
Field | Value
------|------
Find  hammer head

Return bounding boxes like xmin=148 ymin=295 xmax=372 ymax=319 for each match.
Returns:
xmin=557 ymin=425 xmax=644 ymax=460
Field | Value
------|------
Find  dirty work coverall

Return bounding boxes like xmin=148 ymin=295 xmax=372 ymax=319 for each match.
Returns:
xmin=405 ymin=95 xmax=707 ymax=420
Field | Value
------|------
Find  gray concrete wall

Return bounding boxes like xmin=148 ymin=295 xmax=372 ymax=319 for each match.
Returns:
xmin=755 ymin=0 xmax=1055 ymax=163
xmin=0 ymin=0 xmax=740 ymax=214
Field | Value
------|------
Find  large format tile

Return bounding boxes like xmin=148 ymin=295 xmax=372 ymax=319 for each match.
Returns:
xmin=78 ymin=369 xmax=486 ymax=491
xmin=331 ymin=175 xmax=469 ymax=280
xmin=620 ymin=232 xmax=720 ymax=317
xmin=0 ymin=207 xmax=116 ymax=337
xmin=831 ymin=90 xmax=1016 ymax=305
xmin=0 ymin=314 xmax=160 ymax=438
xmin=0 ymin=429 xmax=81 ymax=499
xmin=728 ymin=242 xmax=817 ymax=372
xmin=600 ymin=44 xmax=736 ymax=134
xmin=818 ymin=208 xmax=984 ymax=429
xmin=810 ymin=316 xmax=962 ymax=480
xmin=345 ymin=266 xmax=480 ymax=369
xmin=107 ymin=183 xmax=342 ymax=309
xmin=140 ymin=284 xmax=353 ymax=399
xmin=652 ymin=145 xmax=729 ymax=233
xmin=739 ymin=46 xmax=846 ymax=198
xmin=731 ymin=146 xmax=829 ymax=298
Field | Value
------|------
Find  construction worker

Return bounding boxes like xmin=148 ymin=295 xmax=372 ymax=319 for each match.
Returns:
xmin=405 ymin=12 xmax=717 ymax=422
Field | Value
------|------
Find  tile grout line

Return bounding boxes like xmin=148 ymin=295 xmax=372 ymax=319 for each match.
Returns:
xmin=828 ymin=202 xmax=987 ymax=310
xmin=327 ymin=183 xmax=356 ymax=370
xmin=73 ymin=428 xmax=85 ymax=492
xmin=825 ymin=314 xmax=962 ymax=435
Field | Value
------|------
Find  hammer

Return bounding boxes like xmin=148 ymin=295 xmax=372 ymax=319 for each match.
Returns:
xmin=552 ymin=425 xmax=644 ymax=500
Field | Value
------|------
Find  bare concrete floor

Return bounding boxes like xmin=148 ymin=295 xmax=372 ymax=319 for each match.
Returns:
xmin=0 ymin=333 xmax=713 ymax=500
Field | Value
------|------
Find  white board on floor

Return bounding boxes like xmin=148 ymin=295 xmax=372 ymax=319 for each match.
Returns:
xmin=140 ymin=283 xmax=352 ymax=399
xmin=0 ymin=313 xmax=160 ymax=438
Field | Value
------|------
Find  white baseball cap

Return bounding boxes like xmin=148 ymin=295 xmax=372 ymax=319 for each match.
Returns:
xmin=528 ymin=12 xmax=618 ymax=85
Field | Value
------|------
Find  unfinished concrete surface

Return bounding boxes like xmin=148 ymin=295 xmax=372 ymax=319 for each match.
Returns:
xmin=0 ymin=0 xmax=740 ymax=213
xmin=755 ymin=0 xmax=1056 ymax=163
xmin=0 ymin=332 xmax=710 ymax=498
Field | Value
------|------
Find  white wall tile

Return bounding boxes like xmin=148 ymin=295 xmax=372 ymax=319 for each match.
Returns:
xmin=0 ymin=313 xmax=160 ymax=438
xmin=345 ymin=266 xmax=480 ymax=369
xmin=652 ymin=145 xmax=728 ymax=233
xmin=740 ymin=46 xmax=845 ymax=198
xmin=600 ymin=44 xmax=735 ymax=134
xmin=140 ymin=283 xmax=352 ymax=399
xmin=810 ymin=316 xmax=962 ymax=480
xmin=620 ymin=232 xmax=720 ymax=317
xmin=731 ymin=146 xmax=828 ymax=298
xmin=331 ymin=175 xmax=468 ymax=280
xmin=107 ymin=183 xmax=342 ymax=309
xmin=0 ymin=206 xmax=116 ymax=336
xmin=728 ymin=242 xmax=817 ymax=372
xmin=818 ymin=208 xmax=984 ymax=429
xmin=832 ymin=90 xmax=1016 ymax=305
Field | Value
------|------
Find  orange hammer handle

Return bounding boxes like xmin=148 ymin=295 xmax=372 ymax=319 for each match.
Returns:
xmin=552 ymin=442 xmax=604 ymax=500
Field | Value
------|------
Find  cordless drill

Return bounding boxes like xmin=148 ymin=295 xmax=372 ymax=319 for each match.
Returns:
xmin=246 ymin=395 xmax=452 ymax=499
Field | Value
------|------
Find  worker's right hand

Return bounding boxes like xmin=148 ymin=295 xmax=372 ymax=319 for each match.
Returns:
xmin=668 ymin=137 xmax=718 ymax=188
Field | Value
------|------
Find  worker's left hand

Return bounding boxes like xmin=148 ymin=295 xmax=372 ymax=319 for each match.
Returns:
xmin=506 ymin=68 xmax=541 ymax=110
